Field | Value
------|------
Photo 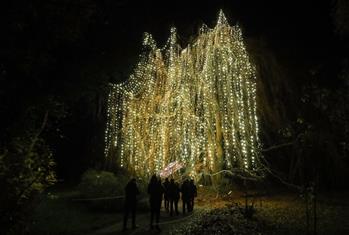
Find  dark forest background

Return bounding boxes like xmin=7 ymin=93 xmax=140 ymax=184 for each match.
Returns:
xmin=1 ymin=0 xmax=349 ymax=232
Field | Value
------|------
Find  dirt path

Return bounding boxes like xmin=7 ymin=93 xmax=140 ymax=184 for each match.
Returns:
xmin=89 ymin=208 xmax=201 ymax=235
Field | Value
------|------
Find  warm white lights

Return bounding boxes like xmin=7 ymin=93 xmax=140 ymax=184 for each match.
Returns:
xmin=105 ymin=11 xmax=260 ymax=177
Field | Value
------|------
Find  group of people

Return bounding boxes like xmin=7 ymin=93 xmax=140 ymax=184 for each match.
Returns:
xmin=163 ymin=178 xmax=197 ymax=216
xmin=122 ymin=175 xmax=198 ymax=231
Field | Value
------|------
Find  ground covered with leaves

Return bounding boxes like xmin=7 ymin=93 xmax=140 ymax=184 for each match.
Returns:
xmin=169 ymin=206 xmax=263 ymax=235
xmin=168 ymin=188 xmax=349 ymax=235
xmin=254 ymin=193 xmax=349 ymax=235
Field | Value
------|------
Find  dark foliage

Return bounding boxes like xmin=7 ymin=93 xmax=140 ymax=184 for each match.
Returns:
xmin=0 ymin=124 xmax=56 ymax=234
xmin=77 ymin=169 xmax=149 ymax=212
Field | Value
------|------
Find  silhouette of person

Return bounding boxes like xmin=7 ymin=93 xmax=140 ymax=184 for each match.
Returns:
xmin=163 ymin=178 xmax=170 ymax=212
xmin=181 ymin=179 xmax=190 ymax=214
xmin=168 ymin=179 xmax=180 ymax=216
xmin=148 ymin=175 xmax=164 ymax=231
xmin=188 ymin=179 xmax=197 ymax=212
xmin=123 ymin=178 xmax=140 ymax=231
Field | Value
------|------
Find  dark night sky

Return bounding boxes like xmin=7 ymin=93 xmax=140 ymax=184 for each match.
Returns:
xmin=96 ymin=1 xmax=336 ymax=68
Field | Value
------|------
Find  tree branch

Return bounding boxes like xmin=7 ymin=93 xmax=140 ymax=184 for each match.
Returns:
xmin=28 ymin=111 xmax=49 ymax=154
xmin=261 ymin=141 xmax=294 ymax=152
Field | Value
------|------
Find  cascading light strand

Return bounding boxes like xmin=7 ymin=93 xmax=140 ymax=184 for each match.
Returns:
xmin=105 ymin=10 xmax=260 ymax=178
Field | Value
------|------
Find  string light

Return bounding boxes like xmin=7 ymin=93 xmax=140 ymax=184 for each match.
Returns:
xmin=105 ymin=10 xmax=260 ymax=177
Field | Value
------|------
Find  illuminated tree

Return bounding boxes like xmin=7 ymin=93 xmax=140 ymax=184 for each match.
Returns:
xmin=105 ymin=11 xmax=261 ymax=178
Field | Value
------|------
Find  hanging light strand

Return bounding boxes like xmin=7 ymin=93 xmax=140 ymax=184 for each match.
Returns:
xmin=105 ymin=10 xmax=260 ymax=177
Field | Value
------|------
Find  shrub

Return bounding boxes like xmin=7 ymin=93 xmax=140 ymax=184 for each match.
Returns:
xmin=77 ymin=170 xmax=149 ymax=212
xmin=78 ymin=170 xmax=126 ymax=198
xmin=0 ymin=133 xmax=56 ymax=235
xmin=77 ymin=169 xmax=126 ymax=212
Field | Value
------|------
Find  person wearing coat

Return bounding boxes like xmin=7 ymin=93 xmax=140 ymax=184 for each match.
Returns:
xmin=168 ymin=179 xmax=180 ymax=216
xmin=148 ymin=175 xmax=164 ymax=231
xmin=163 ymin=178 xmax=170 ymax=211
xmin=188 ymin=179 xmax=197 ymax=212
xmin=123 ymin=178 xmax=140 ymax=231
xmin=181 ymin=179 xmax=190 ymax=214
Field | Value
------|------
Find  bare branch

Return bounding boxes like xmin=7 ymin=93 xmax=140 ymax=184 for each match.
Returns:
xmin=261 ymin=141 xmax=294 ymax=152
xmin=28 ymin=111 xmax=49 ymax=153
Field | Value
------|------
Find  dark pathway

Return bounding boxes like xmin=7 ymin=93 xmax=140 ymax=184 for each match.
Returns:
xmin=90 ymin=208 xmax=200 ymax=235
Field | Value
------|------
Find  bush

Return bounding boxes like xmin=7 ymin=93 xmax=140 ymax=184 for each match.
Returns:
xmin=0 ymin=133 xmax=56 ymax=235
xmin=77 ymin=170 xmax=149 ymax=212
xmin=77 ymin=169 xmax=126 ymax=212
xmin=78 ymin=170 xmax=126 ymax=198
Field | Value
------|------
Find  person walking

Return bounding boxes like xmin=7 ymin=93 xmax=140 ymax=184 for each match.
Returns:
xmin=148 ymin=175 xmax=164 ymax=231
xmin=188 ymin=179 xmax=197 ymax=212
xmin=123 ymin=178 xmax=140 ymax=231
xmin=181 ymin=179 xmax=190 ymax=214
xmin=168 ymin=179 xmax=180 ymax=216
xmin=163 ymin=178 xmax=170 ymax=212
